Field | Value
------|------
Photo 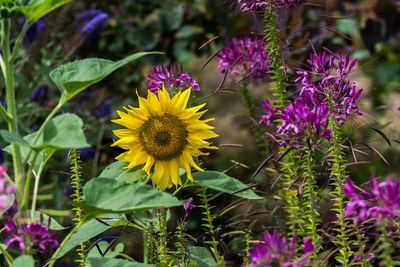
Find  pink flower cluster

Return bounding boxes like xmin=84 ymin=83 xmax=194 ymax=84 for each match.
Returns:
xmin=217 ymin=37 xmax=270 ymax=80
xmin=249 ymin=230 xmax=314 ymax=267
xmin=344 ymin=174 xmax=400 ymax=225
xmin=147 ymin=64 xmax=199 ymax=93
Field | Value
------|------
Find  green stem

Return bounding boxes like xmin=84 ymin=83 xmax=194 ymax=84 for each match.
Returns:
xmin=0 ymin=244 xmax=13 ymax=266
xmin=157 ymin=208 xmax=168 ymax=263
xmin=21 ymin=150 xmax=39 ymax=211
xmin=9 ymin=22 xmax=30 ymax=63
xmin=23 ymin=101 xmax=63 ymax=166
xmin=1 ymin=18 xmax=24 ymax=202
xmin=48 ymin=220 xmax=85 ymax=267
xmin=0 ymin=101 xmax=12 ymax=122
xmin=30 ymin=162 xmax=45 ymax=218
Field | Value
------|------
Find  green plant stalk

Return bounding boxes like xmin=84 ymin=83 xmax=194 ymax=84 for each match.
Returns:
xmin=175 ymin=223 xmax=188 ymax=265
xmin=354 ymin=226 xmax=370 ymax=267
xmin=378 ymin=225 xmax=394 ymax=267
xmin=328 ymin=116 xmax=353 ymax=265
xmin=9 ymin=22 xmax=30 ymax=63
xmin=198 ymin=186 xmax=224 ymax=265
xmin=1 ymin=19 xmax=24 ymax=199
xmin=0 ymin=243 xmax=13 ymax=265
xmin=70 ymin=149 xmax=86 ymax=266
xmin=157 ymin=208 xmax=168 ymax=263
xmin=48 ymin=220 xmax=85 ymax=267
xmin=264 ymin=6 xmax=289 ymax=108
xmin=30 ymin=162 xmax=45 ymax=218
xmin=301 ymin=143 xmax=321 ymax=254
xmin=21 ymin=151 xmax=39 ymax=211
xmin=144 ymin=221 xmax=156 ymax=264
xmin=241 ymin=83 xmax=267 ymax=151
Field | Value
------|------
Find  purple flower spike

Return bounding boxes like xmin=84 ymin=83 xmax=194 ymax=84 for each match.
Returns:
xmin=345 ymin=174 xmax=400 ymax=225
xmin=296 ymin=51 xmax=363 ymax=125
xmin=183 ymin=198 xmax=196 ymax=219
xmin=4 ymin=214 xmax=59 ymax=253
xmin=261 ymin=94 xmax=332 ymax=147
xmin=81 ymin=12 xmax=108 ymax=40
xmin=237 ymin=0 xmax=303 ymax=13
xmin=147 ymin=63 xmax=199 ymax=93
xmin=217 ymin=37 xmax=270 ymax=81
xmin=30 ymin=84 xmax=49 ymax=106
xmin=248 ymin=231 xmax=313 ymax=267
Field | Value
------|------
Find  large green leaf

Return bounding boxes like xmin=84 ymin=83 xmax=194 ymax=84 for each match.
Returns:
xmin=17 ymin=0 xmax=72 ymax=24
xmin=82 ymin=178 xmax=183 ymax=214
xmin=99 ymin=161 xmax=148 ymax=184
xmin=50 ymin=52 xmax=162 ymax=103
xmin=11 ymin=255 xmax=34 ymax=267
xmin=189 ymin=246 xmax=218 ymax=267
xmin=87 ymin=258 xmax=154 ymax=267
xmin=41 ymin=113 xmax=89 ymax=149
xmin=58 ymin=214 xmax=123 ymax=258
xmin=0 ymin=130 xmax=30 ymax=147
xmin=192 ymin=171 xmax=263 ymax=200
xmin=32 ymin=211 xmax=66 ymax=230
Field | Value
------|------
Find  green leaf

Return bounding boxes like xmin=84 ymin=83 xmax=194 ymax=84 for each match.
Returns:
xmin=81 ymin=178 xmax=183 ymax=214
xmin=192 ymin=171 xmax=263 ymax=200
xmin=189 ymin=246 xmax=217 ymax=267
xmin=87 ymin=258 xmax=154 ymax=267
xmin=3 ymin=132 xmax=56 ymax=172
xmin=11 ymin=255 xmax=34 ymax=267
xmin=32 ymin=211 xmax=66 ymax=230
xmin=0 ymin=130 xmax=29 ymax=146
xmin=58 ymin=214 xmax=123 ymax=258
xmin=99 ymin=161 xmax=148 ymax=184
xmin=0 ymin=194 xmax=14 ymax=216
xmin=87 ymin=241 xmax=124 ymax=259
xmin=17 ymin=0 xmax=72 ymax=24
xmin=50 ymin=52 xmax=162 ymax=103
xmin=40 ymin=113 xmax=89 ymax=149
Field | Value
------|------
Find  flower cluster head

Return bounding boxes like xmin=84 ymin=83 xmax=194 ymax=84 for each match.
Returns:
xmin=4 ymin=214 xmax=59 ymax=253
xmin=147 ymin=64 xmax=200 ymax=93
xmin=0 ymin=165 xmax=15 ymax=211
xmin=296 ymin=51 xmax=363 ymax=125
xmin=260 ymin=93 xmax=332 ymax=147
xmin=344 ymin=174 xmax=400 ymax=225
xmin=217 ymin=37 xmax=270 ymax=80
xmin=237 ymin=0 xmax=303 ymax=13
xmin=248 ymin=230 xmax=314 ymax=267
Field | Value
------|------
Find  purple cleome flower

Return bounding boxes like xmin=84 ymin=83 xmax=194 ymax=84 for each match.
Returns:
xmin=248 ymin=230 xmax=314 ymax=267
xmin=0 ymin=165 xmax=15 ymax=211
xmin=183 ymin=198 xmax=196 ymax=219
xmin=344 ymin=174 xmax=400 ymax=225
xmin=4 ymin=213 xmax=59 ymax=253
xmin=147 ymin=64 xmax=199 ymax=93
xmin=237 ymin=0 xmax=303 ymax=13
xmin=260 ymin=93 xmax=332 ymax=147
xmin=295 ymin=51 xmax=363 ymax=125
xmin=217 ymin=37 xmax=270 ymax=80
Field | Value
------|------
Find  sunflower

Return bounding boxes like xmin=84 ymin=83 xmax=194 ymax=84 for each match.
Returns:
xmin=111 ymin=86 xmax=218 ymax=191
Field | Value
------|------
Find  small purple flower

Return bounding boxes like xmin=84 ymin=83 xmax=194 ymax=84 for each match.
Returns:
xmin=183 ymin=198 xmax=196 ymax=219
xmin=92 ymin=98 xmax=112 ymax=119
xmin=4 ymin=214 xmax=59 ymax=253
xmin=30 ymin=84 xmax=49 ymax=106
xmin=295 ymin=51 xmax=363 ymax=125
xmin=22 ymin=17 xmax=46 ymax=45
xmin=147 ymin=64 xmax=199 ymax=93
xmin=345 ymin=174 xmax=400 ymax=225
xmin=81 ymin=12 xmax=108 ymax=40
xmin=237 ymin=0 xmax=303 ymax=14
xmin=248 ymin=230 xmax=314 ymax=267
xmin=217 ymin=37 xmax=270 ymax=80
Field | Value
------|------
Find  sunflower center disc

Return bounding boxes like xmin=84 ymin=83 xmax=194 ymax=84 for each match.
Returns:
xmin=139 ymin=114 xmax=188 ymax=160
